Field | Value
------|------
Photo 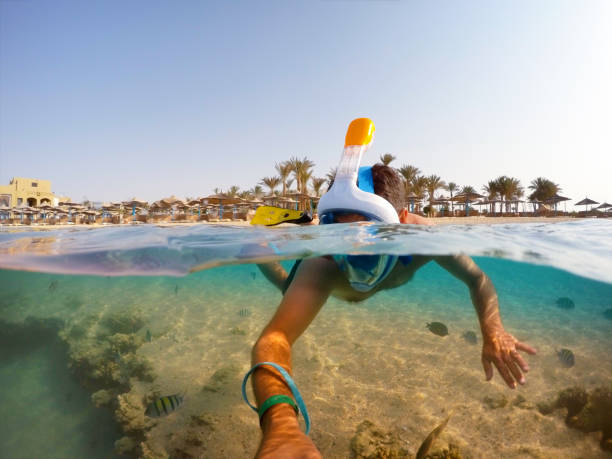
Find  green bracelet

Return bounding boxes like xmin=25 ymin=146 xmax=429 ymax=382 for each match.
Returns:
xmin=258 ymin=394 xmax=299 ymax=423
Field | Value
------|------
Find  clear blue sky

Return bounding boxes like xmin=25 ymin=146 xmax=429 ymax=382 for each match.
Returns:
xmin=1 ymin=0 xmax=611 ymax=209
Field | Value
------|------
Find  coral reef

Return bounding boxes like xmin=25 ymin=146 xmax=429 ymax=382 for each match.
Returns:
xmin=427 ymin=444 xmax=462 ymax=459
xmin=101 ymin=310 xmax=145 ymax=335
xmin=350 ymin=420 xmax=410 ymax=459
xmin=538 ymin=385 xmax=612 ymax=451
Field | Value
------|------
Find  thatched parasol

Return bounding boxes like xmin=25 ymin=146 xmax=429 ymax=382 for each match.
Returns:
xmin=575 ymin=197 xmax=599 ymax=212
xmin=451 ymin=192 xmax=485 ymax=215
xmin=161 ymin=195 xmax=185 ymax=207
xmin=596 ymin=202 xmax=611 ymax=210
xmin=122 ymin=198 xmax=148 ymax=207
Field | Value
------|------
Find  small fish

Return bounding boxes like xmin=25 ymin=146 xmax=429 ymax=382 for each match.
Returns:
xmin=239 ymin=308 xmax=251 ymax=317
xmin=416 ymin=414 xmax=451 ymax=459
xmin=462 ymin=330 xmax=477 ymax=345
xmin=48 ymin=280 xmax=58 ymax=292
xmin=556 ymin=297 xmax=575 ymax=310
xmin=557 ymin=348 xmax=575 ymax=368
xmin=145 ymin=329 xmax=152 ymax=343
xmin=250 ymin=272 xmax=256 ymax=280
xmin=174 ymin=285 xmax=179 ymax=295
xmin=145 ymin=394 xmax=184 ymax=417
xmin=603 ymin=308 xmax=612 ymax=321
xmin=426 ymin=322 xmax=449 ymax=337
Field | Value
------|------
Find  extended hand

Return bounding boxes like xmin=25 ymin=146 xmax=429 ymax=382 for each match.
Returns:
xmin=481 ymin=329 xmax=537 ymax=388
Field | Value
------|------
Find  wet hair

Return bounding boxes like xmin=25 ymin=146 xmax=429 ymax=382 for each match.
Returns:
xmin=370 ymin=164 xmax=404 ymax=212
xmin=326 ymin=163 xmax=404 ymax=212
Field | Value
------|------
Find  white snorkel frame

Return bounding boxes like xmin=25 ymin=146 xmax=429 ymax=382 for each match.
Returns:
xmin=318 ymin=118 xmax=400 ymax=223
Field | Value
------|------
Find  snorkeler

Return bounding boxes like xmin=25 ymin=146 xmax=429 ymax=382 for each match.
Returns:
xmin=243 ymin=119 xmax=537 ymax=458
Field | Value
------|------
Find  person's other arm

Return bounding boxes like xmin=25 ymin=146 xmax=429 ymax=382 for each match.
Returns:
xmin=434 ymin=255 xmax=537 ymax=388
xmin=251 ymin=257 xmax=338 ymax=458
xmin=256 ymin=262 xmax=289 ymax=291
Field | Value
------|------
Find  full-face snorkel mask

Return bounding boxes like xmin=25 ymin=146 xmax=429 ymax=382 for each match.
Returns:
xmin=318 ymin=118 xmax=399 ymax=292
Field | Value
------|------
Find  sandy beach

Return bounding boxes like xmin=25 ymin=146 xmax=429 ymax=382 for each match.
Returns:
xmin=0 ymin=215 xmax=589 ymax=232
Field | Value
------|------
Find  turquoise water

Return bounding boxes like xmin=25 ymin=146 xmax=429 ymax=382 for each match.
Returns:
xmin=1 ymin=221 xmax=611 ymax=458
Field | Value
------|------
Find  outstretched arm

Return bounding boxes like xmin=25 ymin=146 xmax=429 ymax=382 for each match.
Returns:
xmin=251 ymin=257 xmax=338 ymax=458
xmin=434 ymin=255 xmax=537 ymax=388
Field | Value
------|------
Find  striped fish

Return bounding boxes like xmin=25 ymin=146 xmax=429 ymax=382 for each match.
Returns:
xmin=145 ymin=394 xmax=184 ymax=417
xmin=557 ymin=348 xmax=575 ymax=368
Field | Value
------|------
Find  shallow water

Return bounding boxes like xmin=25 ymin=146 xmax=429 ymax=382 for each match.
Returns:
xmin=1 ymin=221 xmax=611 ymax=458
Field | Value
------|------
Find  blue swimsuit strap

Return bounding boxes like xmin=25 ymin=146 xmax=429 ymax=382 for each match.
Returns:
xmin=241 ymin=361 xmax=311 ymax=435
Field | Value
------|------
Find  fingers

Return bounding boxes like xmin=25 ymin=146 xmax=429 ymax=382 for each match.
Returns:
xmin=504 ymin=351 xmax=525 ymax=385
xmin=513 ymin=352 xmax=530 ymax=373
xmin=491 ymin=357 xmax=516 ymax=388
xmin=482 ymin=358 xmax=493 ymax=381
xmin=484 ymin=349 xmax=529 ymax=388
xmin=516 ymin=341 xmax=537 ymax=355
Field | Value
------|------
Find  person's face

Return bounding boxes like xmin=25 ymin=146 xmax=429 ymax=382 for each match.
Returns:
xmin=331 ymin=212 xmax=369 ymax=223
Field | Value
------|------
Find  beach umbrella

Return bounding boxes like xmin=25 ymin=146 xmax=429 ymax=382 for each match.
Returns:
xmin=159 ymin=196 xmax=185 ymax=220
xmin=546 ymin=194 xmax=571 ymax=215
xmin=205 ymin=194 xmax=241 ymax=219
xmin=186 ymin=199 xmax=202 ymax=217
xmin=39 ymin=203 xmax=54 ymax=221
xmin=122 ymin=198 xmax=148 ymax=221
xmin=575 ymin=197 xmax=599 ymax=212
xmin=452 ymin=192 xmax=485 ymax=216
xmin=596 ymin=202 xmax=611 ymax=210
xmin=405 ymin=192 xmax=418 ymax=213
xmin=0 ymin=204 xmax=9 ymax=222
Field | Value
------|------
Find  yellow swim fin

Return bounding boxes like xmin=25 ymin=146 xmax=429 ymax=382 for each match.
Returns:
xmin=250 ymin=206 xmax=312 ymax=226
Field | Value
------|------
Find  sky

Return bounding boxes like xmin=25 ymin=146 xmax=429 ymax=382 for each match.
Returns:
xmin=1 ymin=0 xmax=611 ymax=209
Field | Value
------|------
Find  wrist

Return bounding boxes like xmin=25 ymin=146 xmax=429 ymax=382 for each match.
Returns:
xmin=260 ymin=403 xmax=300 ymax=433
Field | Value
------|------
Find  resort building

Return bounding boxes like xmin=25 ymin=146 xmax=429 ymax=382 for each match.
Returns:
xmin=0 ymin=177 xmax=69 ymax=207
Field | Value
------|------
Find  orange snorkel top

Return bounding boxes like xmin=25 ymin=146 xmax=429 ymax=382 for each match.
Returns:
xmin=344 ymin=118 xmax=375 ymax=147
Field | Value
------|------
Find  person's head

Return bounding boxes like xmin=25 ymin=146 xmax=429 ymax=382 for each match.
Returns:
xmin=323 ymin=163 xmax=405 ymax=223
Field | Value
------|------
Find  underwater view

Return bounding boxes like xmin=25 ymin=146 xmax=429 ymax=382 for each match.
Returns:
xmin=1 ymin=220 xmax=611 ymax=458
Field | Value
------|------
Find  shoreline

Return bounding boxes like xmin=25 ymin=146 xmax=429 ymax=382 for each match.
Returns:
xmin=0 ymin=216 xmax=592 ymax=231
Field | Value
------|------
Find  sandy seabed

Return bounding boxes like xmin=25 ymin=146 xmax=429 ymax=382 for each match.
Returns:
xmin=2 ymin=266 xmax=611 ymax=459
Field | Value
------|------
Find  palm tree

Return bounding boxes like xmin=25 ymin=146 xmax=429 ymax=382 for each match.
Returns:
xmin=379 ymin=153 xmax=396 ymax=166
xmin=425 ymin=175 xmax=447 ymax=208
xmin=275 ymin=161 xmax=292 ymax=196
xmin=528 ymin=177 xmax=560 ymax=202
xmin=482 ymin=180 xmax=500 ymax=214
xmin=398 ymin=164 xmax=421 ymax=186
xmin=446 ymin=182 xmax=458 ymax=214
xmin=412 ymin=176 xmax=428 ymax=212
xmin=528 ymin=177 xmax=560 ymax=211
xmin=288 ymin=156 xmax=315 ymax=194
xmin=461 ymin=185 xmax=476 ymax=194
xmin=226 ymin=185 xmax=240 ymax=197
xmin=493 ymin=176 xmax=523 ymax=213
xmin=311 ymin=177 xmax=327 ymax=197
xmin=260 ymin=176 xmax=281 ymax=195
xmin=249 ymin=185 xmax=264 ymax=199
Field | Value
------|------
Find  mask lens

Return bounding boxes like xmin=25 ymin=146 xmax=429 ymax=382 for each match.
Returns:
xmin=319 ymin=211 xmax=372 ymax=224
